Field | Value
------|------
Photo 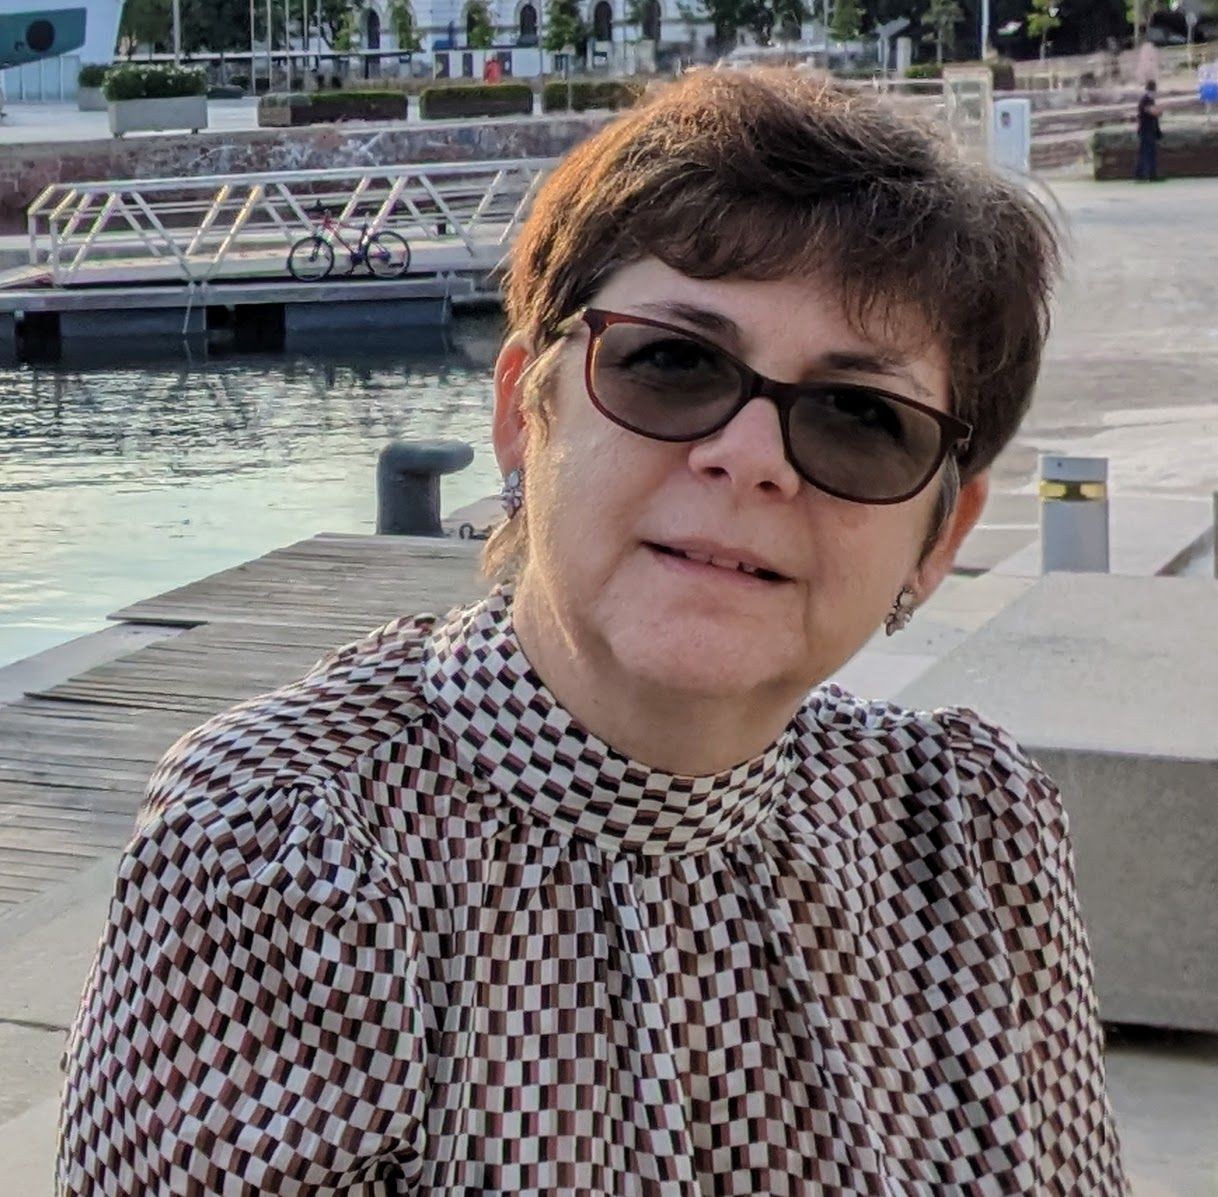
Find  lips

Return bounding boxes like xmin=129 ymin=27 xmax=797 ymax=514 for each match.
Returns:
xmin=645 ymin=541 xmax=791 ymax=583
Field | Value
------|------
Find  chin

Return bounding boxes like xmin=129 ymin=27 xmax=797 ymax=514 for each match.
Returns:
xmin=600 ymin=605 xmax=802 ymax=701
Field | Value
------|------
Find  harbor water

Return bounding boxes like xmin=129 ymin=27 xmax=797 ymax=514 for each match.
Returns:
xmin=0 ymin=318 xmax=504 ymax=668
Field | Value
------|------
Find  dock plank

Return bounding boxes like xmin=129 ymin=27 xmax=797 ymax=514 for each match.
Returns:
xmin=0 ymin=534 xmax=489 ymax=916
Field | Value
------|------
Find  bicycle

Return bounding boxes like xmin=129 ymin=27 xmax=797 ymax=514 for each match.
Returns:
xmin=287 ymin=205 xmax=412 ymax=282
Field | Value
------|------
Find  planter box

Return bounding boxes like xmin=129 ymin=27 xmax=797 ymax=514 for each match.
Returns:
xmin=419 ymin=84 xmax=533 ymax=120
xmin=107 ymin=94 xmax=208 ymax=137
xmin=1092 ymin=124 xmax=1218 ymax=180
xmin=257 ymin=90 xmax=406 ymax=127
xmin=77 ymin=86 xmax=106 ymax=112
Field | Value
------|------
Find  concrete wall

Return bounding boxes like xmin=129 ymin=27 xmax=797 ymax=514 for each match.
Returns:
xmin=1 ymin=112 xmax=617 ymax=231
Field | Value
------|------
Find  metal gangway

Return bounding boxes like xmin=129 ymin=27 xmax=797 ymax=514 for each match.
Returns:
xmin=15 ymin=158 xmax=559 ymax=291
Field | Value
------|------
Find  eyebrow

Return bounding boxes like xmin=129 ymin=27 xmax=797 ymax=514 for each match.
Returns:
xmin=632 ymin=301 xmax=935 ymax=401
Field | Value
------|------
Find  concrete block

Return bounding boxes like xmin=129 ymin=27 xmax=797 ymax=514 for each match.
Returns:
xmin=57 ymin=305 xmax=204 ymax=342
xmin=283 ymin=297 xmax=448 ymax=343
xmin=0 ymin=311 xmax=15 ymax=363
xmin=896 ymin=573 xmax=1218 ymax=1031
xmin=992 ymin=495 xmax=1216 ymax=579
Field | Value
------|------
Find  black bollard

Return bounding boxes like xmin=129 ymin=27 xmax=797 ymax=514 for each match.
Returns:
xmin=376 ymin=440 xmax=474 ymax=536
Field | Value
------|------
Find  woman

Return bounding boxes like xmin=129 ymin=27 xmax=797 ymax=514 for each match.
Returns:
xmin=58 ymin=71 xmax=1128 ymax=1195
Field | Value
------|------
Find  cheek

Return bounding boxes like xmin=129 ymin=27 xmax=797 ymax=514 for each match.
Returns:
xmin=802 ymin=495 xmax=927 ymax=610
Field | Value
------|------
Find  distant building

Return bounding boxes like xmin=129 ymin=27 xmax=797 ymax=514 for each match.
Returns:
xmin=351 ymin=0 xmax=722 ymax=75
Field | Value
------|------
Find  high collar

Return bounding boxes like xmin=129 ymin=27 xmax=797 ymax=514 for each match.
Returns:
xmin=420 ymin=588 xmax=798 ymax=856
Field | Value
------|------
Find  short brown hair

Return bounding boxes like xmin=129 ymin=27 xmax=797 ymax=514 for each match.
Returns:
xmin=488 ymin=69 xmax=1061 ymax=575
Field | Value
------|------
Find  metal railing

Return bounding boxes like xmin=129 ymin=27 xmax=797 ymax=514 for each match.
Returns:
xmin=24 ymin=157 xmax=558 ymax=288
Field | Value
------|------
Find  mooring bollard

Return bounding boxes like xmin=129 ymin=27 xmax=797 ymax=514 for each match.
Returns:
xmin=1039 ymin=453 xmax=1110 ymax=573
xmin=376 ymin=440 xmax=475 ymax=537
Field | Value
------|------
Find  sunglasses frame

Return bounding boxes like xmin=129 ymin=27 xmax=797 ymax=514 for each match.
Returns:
xmin=577 ymin=307 xmax=973 ymax=506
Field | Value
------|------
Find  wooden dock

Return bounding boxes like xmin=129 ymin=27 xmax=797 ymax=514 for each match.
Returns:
xmin=0 ymin=534 xmax=487 ymax=913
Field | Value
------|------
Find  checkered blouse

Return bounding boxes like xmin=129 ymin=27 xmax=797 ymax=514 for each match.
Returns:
xmin=58 ymin=589 xmax=1128 ymax=1196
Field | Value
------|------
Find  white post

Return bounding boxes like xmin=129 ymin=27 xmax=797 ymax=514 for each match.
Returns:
xmin=172 ymin=0 xmax=182 ymax=64
xmin=1040 ymin=454 xmax=1110 ymax=573
xmin=265 ymin=0 xmax=273 ymax=88
xmin=249 ymin=0 xmax=256 ymax=89
xmin=979 ymin=0 xmax=989 ymax=60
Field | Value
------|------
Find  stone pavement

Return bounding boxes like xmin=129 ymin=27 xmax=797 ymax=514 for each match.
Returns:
xmin=0 ymin=96 xmax=264 ymax=144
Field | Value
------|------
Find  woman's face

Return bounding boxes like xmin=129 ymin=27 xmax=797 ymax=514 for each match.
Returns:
xmin=495 ymin=258 xmax=985 ymax=705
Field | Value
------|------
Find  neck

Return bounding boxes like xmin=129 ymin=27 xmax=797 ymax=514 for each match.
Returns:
xmin=511 ymin=581 xmax=801 ymax=776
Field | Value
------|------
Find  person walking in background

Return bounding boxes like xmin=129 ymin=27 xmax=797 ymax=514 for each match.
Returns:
xmin=1135 ymin=79 xmax=1164 ymax=181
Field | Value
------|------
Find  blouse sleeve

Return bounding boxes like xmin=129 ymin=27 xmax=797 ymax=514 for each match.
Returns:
xmin=943 ymin=710 xmax=1130 ymax=1197
xmin=56 ymin=777 xmax=427 ymax=1197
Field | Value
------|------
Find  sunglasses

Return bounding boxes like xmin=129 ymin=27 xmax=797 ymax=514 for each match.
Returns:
xmin=572 ymin=308 xmax=972 ymax=506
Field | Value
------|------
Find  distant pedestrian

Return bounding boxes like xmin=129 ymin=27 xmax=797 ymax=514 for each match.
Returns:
xmin=1135 ymin=79 xmax=1163 ymax=181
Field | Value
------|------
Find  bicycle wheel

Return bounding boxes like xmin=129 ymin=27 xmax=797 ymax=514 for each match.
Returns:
xmin=287 ymin=235 xmax=334 ymax=282
xmin=365 ymin=231 xmax=411 ymax=279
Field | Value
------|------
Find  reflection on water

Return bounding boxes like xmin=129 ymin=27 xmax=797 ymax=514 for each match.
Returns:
xmin=0 ymin=317 xmax=505 ymax=668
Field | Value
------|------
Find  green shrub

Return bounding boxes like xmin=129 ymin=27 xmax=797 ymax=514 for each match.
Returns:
xmin=419 ymin=82 xmax=533 ymax=119
xmin=309 ymin=89 xmax=407 ymax=121
xmin=102 ymin=64 xmax=207 ymax=101
xmin=541 ymin=80 xmax=643 ymax=113
xmin=257 ymin=89 xmax=407 ymax=126
xmin=208 ymin=83 xmax=245 ymax=99
xmin=77 ymin=63 xmax=109 ymax=88
xmin=904 ymin=63 xmax=941 ymax=80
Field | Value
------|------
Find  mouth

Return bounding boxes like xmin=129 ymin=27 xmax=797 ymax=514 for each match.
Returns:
xmin=644 ymin=541 xmax=792 ymax=584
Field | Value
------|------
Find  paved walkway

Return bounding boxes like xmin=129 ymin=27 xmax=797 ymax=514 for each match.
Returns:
xmin=0 ymin=97 xmax=265 ymax=144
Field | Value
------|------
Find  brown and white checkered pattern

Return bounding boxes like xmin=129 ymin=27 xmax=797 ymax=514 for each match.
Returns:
xmin=58 ymin=588 xmax=1128 ymax=1196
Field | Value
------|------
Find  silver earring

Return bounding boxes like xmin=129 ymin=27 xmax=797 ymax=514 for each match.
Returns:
xmin=500 ymin=467 xmax=524 ymax=519
xmin=885 ymin=586 xmax=916 ymax=637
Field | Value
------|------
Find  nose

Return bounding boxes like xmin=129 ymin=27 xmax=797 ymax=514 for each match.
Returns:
xmin=686 ymin=397 xmax=802 ymax=501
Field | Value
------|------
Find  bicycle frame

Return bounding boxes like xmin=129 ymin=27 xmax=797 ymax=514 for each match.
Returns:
xmin=312 ymin=212 xmax=373 ymax=262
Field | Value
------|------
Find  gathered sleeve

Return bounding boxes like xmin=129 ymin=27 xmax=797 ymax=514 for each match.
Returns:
xmin=57 ymin=777 xmax=427 ymax=1197
xmin=943 ymin=710 xmax=1130 ymax=1197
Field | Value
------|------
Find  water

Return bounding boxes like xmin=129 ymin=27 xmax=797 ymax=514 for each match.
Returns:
xmin=0 ymin=318 xmax=505 ymax=668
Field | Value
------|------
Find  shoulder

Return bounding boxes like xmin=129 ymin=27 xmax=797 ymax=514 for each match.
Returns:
xmin=792 ymin=687 xmax=1067 ymax=857
xmin=141 ymin=612 xmax=440 ymax=829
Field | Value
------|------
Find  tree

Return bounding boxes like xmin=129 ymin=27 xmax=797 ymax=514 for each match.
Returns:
xmin=830 ymin=0 xmax=861 ymax=40
xmin=680 ymin=0 xmax=810 ymax=52
xmin=465 ymin=0 xmax=495 ymax=47
xmin=388 ymin=0 xmax=422 ymax=51
xmin=118 ymin=0 xmax=171 ymax=55
xmin=1026 ymin=0 xmax=1061 ymax=57
xmin=332 ymin=5 xmax=359 ymax=51
xmin=182 ymin=0 xmax=258 ymax=52
xmin=925 ymin=0 xmax=961 ymax=61
xmin=684 ymin=0 xmax=749 ymax=51
xmin=774 ymin=0 xmax=807 ymax=41
xmin=542 ymin=0 xmax=588 ymax=53
xmin=626 ymin=0 xmax=661 ymax=44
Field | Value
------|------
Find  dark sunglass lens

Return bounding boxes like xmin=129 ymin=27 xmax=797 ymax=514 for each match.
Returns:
xmin=788 ymin=387 xmax=943 ymax=501
xmin=590 ymin=322 xmax=743 ymax=438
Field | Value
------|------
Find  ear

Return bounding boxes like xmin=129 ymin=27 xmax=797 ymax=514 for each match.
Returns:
xmin=913 ymin=471 xmax=990 ymax=601
xmin=492 ymin=331 xmax=534 ymax=475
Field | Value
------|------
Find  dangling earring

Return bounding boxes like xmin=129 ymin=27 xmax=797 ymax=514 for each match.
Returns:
xmin=500 ymin=467 xmax=524 ymax=519
xmin=885 ymin=586 xmax=916 ymax=637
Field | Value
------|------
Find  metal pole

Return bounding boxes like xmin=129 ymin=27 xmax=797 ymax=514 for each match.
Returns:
xmin=172 ymin=0 xmax=182 ymax=64
xmin=265 ymin=0 xmax=273 ymax=88
xmin=284 ymin=0 xmax=292 ymax=89
xmin=979 ymin=0 xmax=989 ymax=61
xmin=249 ymin=0 xmax=256 ymax=90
